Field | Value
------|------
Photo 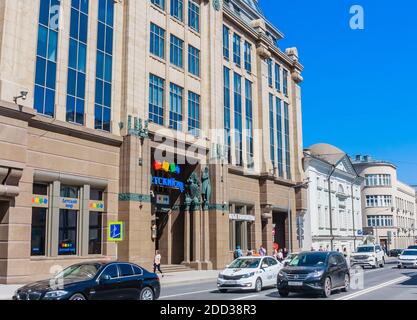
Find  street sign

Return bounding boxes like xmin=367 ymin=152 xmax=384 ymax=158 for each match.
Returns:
xmin=108 ymin=222 xmax=124 ymax=242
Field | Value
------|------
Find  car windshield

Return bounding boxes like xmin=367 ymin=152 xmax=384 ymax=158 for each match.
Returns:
xmin=357 ymin=246 xmax=374 ymax=253
xmin=289 ymin=253 xmax=327 ymax=267
xmin=402 ymin=250 xmax=417 ymax=256
xmin=55 ymin=264 xmax=101 ymax=281
xmin=408 ymin=246 xmax=417 ymax=250
xmin=228 ymin=258 xmax=260 ymax=269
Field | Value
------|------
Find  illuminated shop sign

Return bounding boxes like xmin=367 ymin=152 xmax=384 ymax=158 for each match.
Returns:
xmin=153 ymin=160 xmax=181 ymax=175
xmin=58 ymin=240 xmax=76 ymax=254
xmin=229 ymin=214 xmax=256 ymax=222
xmin=60 ymin=198 xmax=80 ymax=210
xmin=151 ymin=176 xmax=185 ymax=193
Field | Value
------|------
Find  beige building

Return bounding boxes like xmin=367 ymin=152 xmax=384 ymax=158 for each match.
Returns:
xmin=0 ymin=0 xmax=306 ymax=284
xmin=353 ymin=156 xmax=417 ymax=250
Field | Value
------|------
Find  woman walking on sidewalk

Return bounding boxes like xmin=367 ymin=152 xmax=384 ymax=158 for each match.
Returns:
xmin=153 ymin=250 xmax=164 ymax=277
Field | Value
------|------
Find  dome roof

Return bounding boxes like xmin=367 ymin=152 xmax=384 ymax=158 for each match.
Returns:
xmin=308 ymin=143 xmax=345 ymax=156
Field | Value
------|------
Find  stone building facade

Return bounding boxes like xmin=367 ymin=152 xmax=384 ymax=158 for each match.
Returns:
xmin=0 ymin=0 xmax=306 ymax=283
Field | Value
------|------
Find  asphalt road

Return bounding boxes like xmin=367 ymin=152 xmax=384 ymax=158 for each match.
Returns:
xmin=159 ymin=260 xmax=417 ymax=300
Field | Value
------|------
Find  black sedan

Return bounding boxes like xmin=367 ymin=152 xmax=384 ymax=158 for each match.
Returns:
xmin=277 ymin=251 xmax=350 ymax=298
xmin=13 ymin=262 xmax=160 ymax=300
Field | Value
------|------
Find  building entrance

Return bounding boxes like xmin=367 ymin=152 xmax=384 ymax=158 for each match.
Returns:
xmin=273 ymin=212 xmax=288 ymax=251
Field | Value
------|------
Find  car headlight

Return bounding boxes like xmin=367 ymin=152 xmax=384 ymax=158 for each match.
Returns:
xmin=241 ymin=272 xmax=255 ymax=279
xmin=307 ymin=270 xmax=324 ymax=279
xmin=44 ymin=290 xmax=69 ymax=298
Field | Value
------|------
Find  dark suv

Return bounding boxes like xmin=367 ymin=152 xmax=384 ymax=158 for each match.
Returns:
xmin=277 ymin=251 xmax=350 ymax=298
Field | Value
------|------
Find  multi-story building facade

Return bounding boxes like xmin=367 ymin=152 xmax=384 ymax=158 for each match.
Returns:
xmin=0 ymin=0 xmax=306 ymax=283
xmin=353 ymin=156 xmax=417 ymax=250
xmin=303 ymin=144 xmax=363 ymax=253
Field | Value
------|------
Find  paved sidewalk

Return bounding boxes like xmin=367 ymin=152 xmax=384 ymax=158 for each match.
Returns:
xmin=0 ymin=270 xmax=220 ymax=300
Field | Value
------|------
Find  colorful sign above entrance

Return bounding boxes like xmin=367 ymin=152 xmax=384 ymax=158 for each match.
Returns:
xmin=151 ymin=176 xmax=185 ymax=193
xmin=32 ymin=196 xmax=49 ymax=208
xmin=153 ymin=160 xmax=181 ymax=175
xmin=108 ymin=222 xmax=124 ymax=242
xmin=60 ymin=198 xmax=80 ymax=210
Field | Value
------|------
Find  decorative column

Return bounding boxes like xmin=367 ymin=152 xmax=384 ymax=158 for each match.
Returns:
xmin=190 ymin=209 xmax=202 ymax=269
xmin=182 ymin=209 xmax=191 ymax=265
xmin=201 ymin=208 xmax=212 ymax=270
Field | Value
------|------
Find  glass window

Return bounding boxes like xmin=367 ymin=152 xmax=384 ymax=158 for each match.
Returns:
xmin=149 ymin=74 xmax=165 ymax=125
xmin=269 ymin=94 xmax=275 ymax=166
xmin=267 ymin=58 xmax=273 ymax=87
xmin=276 ymin=98 xmax=284 ymax=177
xmin=90 ymin=189 xmax=104 ymax=201
xmin=34 ymin=0 xmax=61 ymax=117
xmin=58 ymin=210 xmax=78 ymax=256
xmin=233 ymin=33 xmax=241 ymax=66
xmin=101 ymin=264 xmax=118 ymax=279
xmin=283 ymin=69 xmax=289 ymax=96
xmin=275 ymin=63 xmax=281 ymax=92
xmin=223 ymin=25 xmax=230 ymax=60
xmin=170 ymin=0 xmax=183 ymax=21
xmin=89 ymin=212 xmax=102 ymax=255
xmin=60 ymin=186 xmax=79 ymax=198
xmin=118 ymin=264 xmax=134 ymax=277
xmin=151 ymin=0 xmax=165 ymax=10
xmin=170 ymin=34 xmax=184 ymax=68
xmin=150 ymin=23 xmax=165 ymax=59
xmin=33 ymin=183 xmax=48 ymax=195
xmin=244 ymin=41 xmax=252 ymax=73
xmin=66 ymin=0 xmax=89 ymax=125
xmin=95 ymin=0 xmax=114 ymax=132
xmin=234 ymin=73 xmax=242 ymax=167
xmin=188 ymin=45 xmax=200 ymax=76
xmin=169 ymin=83 xmax=183 ymax=131
xmin=188 ymin=1 xmax=200 ymax=32
xmin=245 ymin=80 xmax=253 ymax=168
xmin=188 ymin=91 xmax=200 ymax=136
xmin=31 ymin=208 xmax=47 ymax=256
xmin=132 ymin=265 xmax=143 ymax=275
xmin=284 ymin=102 xmax=291 ymax=180
xmin=224 ymin=67 xmax=231 ymax=164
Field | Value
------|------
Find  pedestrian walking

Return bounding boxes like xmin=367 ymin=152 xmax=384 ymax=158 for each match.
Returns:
xmin=277 ymin=249 xmax=284 ymax=262
xmin=234 ymin=246 xmax=243 ymax=259
xmin=283 ymin=248 xmax=289 ymax=258
xmin=153 ymin=250 xmax=164 ymax=277
xmin=258 ymin=245 xmax=266 ymax=256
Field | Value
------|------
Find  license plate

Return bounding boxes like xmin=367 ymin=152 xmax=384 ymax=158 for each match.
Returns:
xmin=288 ymin=281 xmax=303 ymax=287
xmin=225 ymin=280 xmax=237 ymax=285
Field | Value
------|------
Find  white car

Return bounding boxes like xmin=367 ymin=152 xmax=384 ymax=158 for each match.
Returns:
xmin=398 ymin=249 xmax=417 ymax=269
xmin=217 ymin=256 xmax=283 ymax=293
xmin=282 ymin=253 xmax=298 ymax=267
xmin=350 ymin=245 xmax=385 ymax=269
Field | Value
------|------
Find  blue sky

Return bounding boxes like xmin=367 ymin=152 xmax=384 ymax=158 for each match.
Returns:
xmin=259 ymin=0 xmax=417 ymax=184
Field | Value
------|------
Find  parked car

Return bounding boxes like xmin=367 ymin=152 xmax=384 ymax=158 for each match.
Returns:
xmin=13 ymin=262 xmax=160 ymax=300
xmin=389 ymin=249 xmax=404 ymax=257
xmin=350 ymin=245 xmax=385 ymax=269
xmin=398 ymin=249 xmax=417 ymax=269
xmin=277 ymin=251 xmax=350 ymax=298
xmin=407 ymin=245 xmax=417 ymax=250
xmin=282 ymin=253 xmax=298 ymax=267
xmin=217 ymin=256 xmax=283 ymax=293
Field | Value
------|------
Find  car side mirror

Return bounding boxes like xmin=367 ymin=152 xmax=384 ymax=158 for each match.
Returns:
xmin=262 ymin=263 xmax=268 ymax=269
xmin=99 ymin=274 xmax=111 ymax=284
xmin=225 ymin=264 xmax=229 ymax=268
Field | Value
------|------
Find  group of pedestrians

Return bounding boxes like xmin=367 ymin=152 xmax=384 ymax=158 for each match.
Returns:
xmin=233 ymin=245 xmax=289 ymax=263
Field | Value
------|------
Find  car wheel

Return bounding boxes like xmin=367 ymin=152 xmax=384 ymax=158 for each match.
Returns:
xmin=69 ymin=293 xmax=86 ymax=301
xmin=322 ymin=277 xmax=332 ymax=298
xmin=254 ymin=278 xmax=262 ymax=292
xmin=139 ymin=287 xmax=155 ymax=301
xmin=398 ymin=265 xmax=402 ymax=269
xmin=342 ymin=274 xmax=350 ymax=293
xmin=219 ymin=289 xmax=228 ymax=293
xmin=372 ymin=260 xmax=377 ymax=269
xmin=278 ymin=290 xmax=289 ymax=297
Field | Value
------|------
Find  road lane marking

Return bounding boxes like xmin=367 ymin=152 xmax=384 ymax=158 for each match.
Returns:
xmin=232 ymin=294 xmax=261 ymax=301
xmin=160 ymin=289 xmax=215 ymax=299
xmin=335 ymin=276 xmax=409 ymax=300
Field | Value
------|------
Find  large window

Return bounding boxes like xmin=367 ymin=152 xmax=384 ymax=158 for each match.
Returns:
xmin=170 ymin=34 xmax=184 ymax=68
xmin=188 ymin=45 xmax=200 ymax=77
xmin=95 ymin=0 xmax=114 ymax=131
xmin=31 ymin=208 xmax=47 ymax=256
xmin=224 ymin=67 xmax=231 ymax=163
xmin=283 ymin=69 xmax=289 ymax=96
xmin=89 ymin=212 xmax=102 ymax=255
xmin=233 ymin=33 xmax=241 ymax=67
xmin=151 ymin=0 xmax=165 ymax=10
xmin=267 ymin=58 xmax=273 ymax=87
xmin=188 ymin=0 xmax=200 ymax=32
xmin=229 ymin=204 xmax=254 ymax=251
xmin=170 ymin=0 xmax=183 ymax=21
xmin=234 ymin=73 xmax=243 ymax=167
xmin=244 ymin=41 xmax=252 ymax=73
xmin=34 ymin=0 xmax=61 ymax=117
xmin=365 ymin=174 xmax=391 ymax=187
xmin=66 ymin=0 xmax=89 ymax=125
xmin=367 ymin=215 xmax=394 ymax=227
xmin=366 ymin=195 xmax=393 ymax=208
xmin=245 ymin=80 xmax=253 ymax=168
xmin=284 ymin=102 xmax=291 ymax=179
xmin=188 ymin=91 xmax=200 ymax=136
xmin=277 ymin=98 xmax=284 ymax=177
xmin=150 ymin=23 xmax=165 ymax=59
xmin=149 ymin=74 xmax=165 ymax=125
xmin=59 ymin=210 xmax=78 ymax=256
xmin=223 ymin=25 xmax=230 ymax=60
xmin=269 ymin=94 xmax=275 ymax=166
xmin=169 ymin=83 xmax=183 ymax=131
xmin=275 ymin=63 xmax=281 ymax=92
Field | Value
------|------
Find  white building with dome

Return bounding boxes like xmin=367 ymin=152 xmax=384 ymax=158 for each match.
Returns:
xmin=303 ymin=144 xmax=363 ymax=253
